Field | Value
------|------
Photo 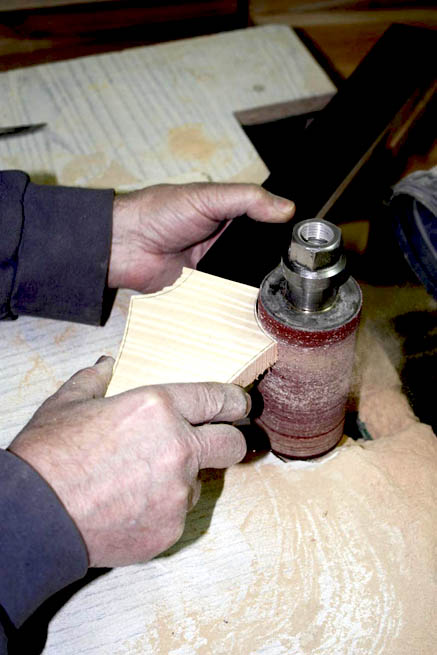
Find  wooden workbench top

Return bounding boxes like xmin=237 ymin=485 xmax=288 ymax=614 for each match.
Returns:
xmin=1 ymin=25 xmax=436 ymax=655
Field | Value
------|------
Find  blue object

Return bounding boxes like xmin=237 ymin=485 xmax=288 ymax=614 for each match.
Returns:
xmin=393 ymin=198 xmax=437 ymax=300
xmin=391 ymin=169 xmax=437 ymax=300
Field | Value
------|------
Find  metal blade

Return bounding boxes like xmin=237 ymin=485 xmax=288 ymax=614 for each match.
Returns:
xmin=0 ymin=123 xmax=46 ymax=138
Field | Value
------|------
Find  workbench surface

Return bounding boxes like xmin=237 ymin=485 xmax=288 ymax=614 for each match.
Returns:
xmin=1 ymin=25 xmax=436 ymax=655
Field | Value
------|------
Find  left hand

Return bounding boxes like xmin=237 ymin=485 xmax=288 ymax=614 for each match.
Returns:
xmin=108 ymin=182 xmax=295 ymax=293
xmin=9 ymin=357 xmax=250 ymax=567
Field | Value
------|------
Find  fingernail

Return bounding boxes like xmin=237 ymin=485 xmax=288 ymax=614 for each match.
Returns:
xmin=95 ymin=355 xmax=109 ymax=365
xmin=271 ymin=194 xmax=295 ymax=215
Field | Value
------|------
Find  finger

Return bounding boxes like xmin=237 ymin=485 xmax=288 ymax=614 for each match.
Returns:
xmin=190 ymin=183 xmax=295 ymax=224
xmin=187 ymin=477 xmax=202 ymax=512
xmin=192 ymin=423 xmax=247 ymax=469
xmin=48 ymin=356 xmax=115 ymax=406
xmin=156 ymin=382 xmax=251 ymax=425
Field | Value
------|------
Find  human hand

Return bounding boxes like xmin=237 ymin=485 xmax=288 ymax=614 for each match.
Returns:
xmin=8 ymin=357 xmax=250 ymax=568
xmin=108 ymin=182 xmax=295 ymax=292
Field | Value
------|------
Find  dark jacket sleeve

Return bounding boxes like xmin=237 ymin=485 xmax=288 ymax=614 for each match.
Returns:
xmin=0 ymin=171 xmax=115 ymax=652
xmin=0 ymin=170 xmax=115 ymax=325
xmin=0 ymin=449 xmax=89 ymax=653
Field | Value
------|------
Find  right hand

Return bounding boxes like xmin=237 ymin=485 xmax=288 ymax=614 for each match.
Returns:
xmin=108 ymin=182 xmax=295 ymax=293
xmin=8 ymin=357 xmax=250 ymax=567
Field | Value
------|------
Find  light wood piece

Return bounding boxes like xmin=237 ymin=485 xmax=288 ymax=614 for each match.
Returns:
xmin=0 ymin=25 xmax=334 ymax=190
xmin=106 ymin=268 xmax=277 ymax=396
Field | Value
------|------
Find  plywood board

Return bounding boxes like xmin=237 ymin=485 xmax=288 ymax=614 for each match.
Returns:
xmin=106 ymin=268 xmax=277 ymax=396
xmin=0 ymin=25 xmax=335 ymax=190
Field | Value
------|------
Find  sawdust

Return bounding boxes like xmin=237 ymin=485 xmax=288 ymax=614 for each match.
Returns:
xmin=88 ymin=160 xmax=141 ymax=189
xmin=352 ymin=326 xmax=414 ymax=438
xmin=53 ymin=324 xmax=78 ymax=346
xmin=227 ymin=158 xmax=269 ymax=185
xmin=61 ymin=153 xmax=106 ymax=186
xmin=21 ymin=355 xmax=51 ymax=390
xmin=61 ymin=154 xmax=140 ymax=189
xmin=111 ymin=323 xmax=437 ymax=655
xmin=168 ymin=124 xmax=230 ymax=163
xmin=115 ymin=419 xmax=437 ymax=655
xmin=25 ymin=277 xmax=432 ymax=655
xmin=258 ymin=317 xmax=358 ymax=456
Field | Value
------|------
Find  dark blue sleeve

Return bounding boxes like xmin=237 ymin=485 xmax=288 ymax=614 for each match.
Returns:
xmin=0 ymin=170 xmax=115 ymax=325
xmin=0 ymin=171 xmax=115 ymax=652
xmin=0 ymin=450 xmax=89 ymax=653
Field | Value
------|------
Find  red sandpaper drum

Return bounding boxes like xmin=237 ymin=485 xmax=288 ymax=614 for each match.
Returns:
xmin=256 ymin=266 xmax=362 ymax=458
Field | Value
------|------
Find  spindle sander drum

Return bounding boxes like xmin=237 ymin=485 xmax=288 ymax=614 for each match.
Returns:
xmin=257 ymin=219 xmax=362 ymax=459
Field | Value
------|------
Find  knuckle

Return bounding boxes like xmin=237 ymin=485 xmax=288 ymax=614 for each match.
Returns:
xmin=139 ymin=388 xmax=172 ymax=416
xmin=197 ymin=383 xmax=225 ymax=419
xmin=70 ymin=367 xmax=104 ymax=395
xmin=78 ymin=366 xmax=100 ymax=381
xmin=165 ymin=439 xmax=192 ymax=473
xmin=202 ymin=382 xmax=247 ymax=420
xmin=232 ymin=428 xmax=248 ymax=460
xmin=244 ymin=183 xmax=265 ymax=207
xmin=252 ymin=184 xmax=265 ymax=201
xmin=73 ymin=366 xmax=106 ymax=398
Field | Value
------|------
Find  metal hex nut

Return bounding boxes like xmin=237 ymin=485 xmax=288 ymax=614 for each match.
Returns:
xmin=288 ymin=219 xmax=342 ymax=271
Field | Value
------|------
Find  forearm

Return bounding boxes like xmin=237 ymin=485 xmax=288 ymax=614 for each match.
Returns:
xmin=0 ymin=450 xmax=89 ymax=642
xmin=0 ymin=171 xmax=115 ymax=325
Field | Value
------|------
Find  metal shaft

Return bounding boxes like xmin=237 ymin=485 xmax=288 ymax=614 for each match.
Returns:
xmin=282 ymin=219 xmax=346 ymax=313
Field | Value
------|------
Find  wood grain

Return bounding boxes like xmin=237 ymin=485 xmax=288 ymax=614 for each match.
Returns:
xmin=0 ymin=25 xmax=334 ymax=191
xmin=106 ymin=268 xmax=277 ymax=396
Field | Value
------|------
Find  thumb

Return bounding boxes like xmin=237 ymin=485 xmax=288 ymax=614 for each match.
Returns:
xmin=48 ymin=356 xmax=115 ymax=406
xmin=192 ymin=183 xmax=295 ymax=224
